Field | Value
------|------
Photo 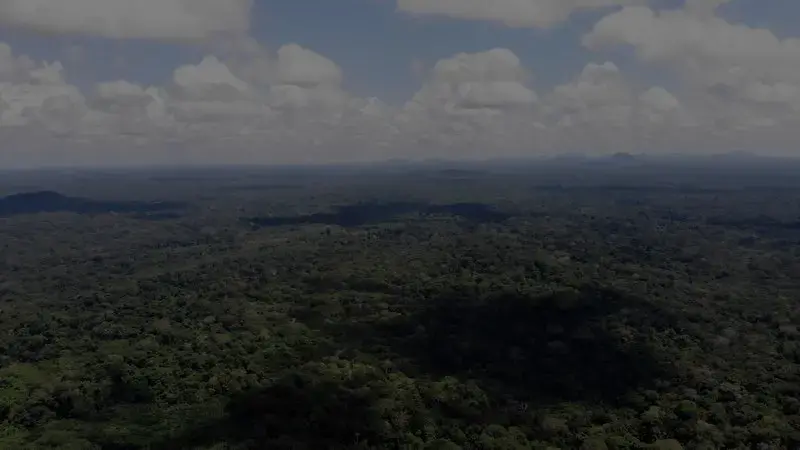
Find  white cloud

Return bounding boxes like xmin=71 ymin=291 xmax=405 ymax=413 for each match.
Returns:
xmin=397 ymin=0 xmax=642 ymax=28
xmin=546 ymin=62 xmax=631 ymax=114
xmin=0 ymin=0 xmax=252 ymax=41
xmin=86 ymin=81 xmax=172 ymax=136
xmin=93 ymin=80 xmax=150 ymax=104
xmin=430 ymin=48 xmax=527 ymax=84
xmin=543 ymin=61 xmax=638 ymax=153
xmin=268 ymin=44 xmax=348 ymax=111
xmin=276 ymin=44 xmax=343 ymax=87
xmin=160 ymin=55 xmax=273 ymax=128
xmin=209 ymin=36 xmax=273 ymax=89
xmin=456 ymin=81 xmax=537 ymax=109
xmin=396 ymin=49 xmax=542 ymax=159
xmin=204 ymin=41 xmax=349 ymax=112
xmin=583 ymin=4 xmax=800 ymax=141
xmin=268 ymin=84 xmax=348 ymax=110
xmin=639 ymin=87 xmax=680 ymax=112
xmin=0 ymin=35 xmax=799 ymax=167
xmin=740 ymin=82 xmax=800 ymax=109
xmin=170 ymin=56 xmax=251 ymax=101
xmin=0 ymin=43 xmax=35 ymax=81
xmin=408 ymin=48 xmax=537 ymax=112
xmin=684 ymin=0 xmax=732 ymax=18
xmin=0 ymin=59 xmax=86 ymax=130
xmin=583 ymin=6 xmax=800 ymax=87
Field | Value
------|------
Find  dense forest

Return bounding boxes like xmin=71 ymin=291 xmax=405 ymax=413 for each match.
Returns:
xmin=0 ymin=159 xmax=799 ymax=449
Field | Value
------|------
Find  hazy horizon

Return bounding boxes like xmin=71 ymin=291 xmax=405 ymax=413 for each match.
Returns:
xmin=0 ymin=0 xmax=799 ymax=167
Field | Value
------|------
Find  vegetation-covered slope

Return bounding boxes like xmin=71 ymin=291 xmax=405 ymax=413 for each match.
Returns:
xmin=0 ymin=163 xmax=798 ymax=449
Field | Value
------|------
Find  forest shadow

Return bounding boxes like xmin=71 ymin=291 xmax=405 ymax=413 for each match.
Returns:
xmin=355 ymin=286 xmax=677 ymax=405
xmin=707 ymin=214 xmax=800 ymax=231
xmin=244 ymin=201 xmax=510 ymax=228
xmin=153 ymin=287 xmax=678 ymax=449
xmin=153 ymin=371 xmax=386 ymax=450
xmin=0 ymin=191 xmax=186 ymax=218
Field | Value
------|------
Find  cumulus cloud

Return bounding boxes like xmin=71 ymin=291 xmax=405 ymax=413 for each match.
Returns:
xmin=546 ymin=62 xmax=631 ymax=116
xmin=269 ymin=44 xmax=348 ymax=111
xmin=395 ymin=48 xmax=541 ymax=159
xmin=397 ymin=0 xmax=642 ymax=28
xmin=0 ymin=0 xmax=252 ymax=41
xmin=408 ymin=48 xmax=537 ymax=113
xmin=0 ymin=27 xmax=799 ymax=168
xmin=0 ymin=56 xmax=86 ymax=131
xmin=685 ymin=0 xmax=732 ymax=18
xmin=583 ymin=4 xmax=800 ymax=138
xmin=639 ymin=87 xmax=680 ymax=112
xmin=275 ymin=44 xmax=343 ymax=87
xmin=0 ymin=43 xmax=35 ymax=81
xmin=583 ymin=6 xmax=800 ymax=87
xmin=541 ymin=61 xmax=687 ymax=154
xmin=156 ymin=55 xmax=277 ymax=129
xmin=170 ymin=56 xmax=251 ymax=101
xmin=86 ymin=81 xmax=171 ymax=135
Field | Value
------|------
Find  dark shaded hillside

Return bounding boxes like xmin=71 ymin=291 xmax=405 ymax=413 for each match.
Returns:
xmin=426 ymin=203 xmax=511 ymax=223
xmin=244 ymin=201 xmax=510 ymax=228
xmin=707 ymin=214 xmax=800 ymax=231
xmin=0 ymin=191 xmax=186 ymax=218
xmin=335 ymin=286 xmax=674 ymax=404
xmin=223 ymin=184 xmax=300 ymax=192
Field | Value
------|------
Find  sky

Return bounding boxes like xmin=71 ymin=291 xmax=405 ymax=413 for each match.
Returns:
xmin=0 ymin=0 xmax=798 ymax=167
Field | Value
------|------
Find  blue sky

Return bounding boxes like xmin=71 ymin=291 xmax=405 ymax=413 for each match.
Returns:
xmin=0 ymin=0 xmax=794 ymax=102
xmin=0 ymin=0 xmax=797 ymax=166
xmin=1 ymin=0 xmax=789 ymax=102
xmin=0 ymin=0 xmax=601 ymax=101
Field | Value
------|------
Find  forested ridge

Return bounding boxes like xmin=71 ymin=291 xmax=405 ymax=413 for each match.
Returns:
xmin=0 ymin=164 xmax=798 ymax=449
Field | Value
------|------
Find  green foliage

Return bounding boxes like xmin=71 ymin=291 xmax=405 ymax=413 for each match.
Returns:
xmin=649 ymin=439 xmax=683 ymax=450
xmin=0 ymin=169 xmax=798 ymax=448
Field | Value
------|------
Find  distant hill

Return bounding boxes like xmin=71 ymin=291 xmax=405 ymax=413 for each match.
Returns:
xmin=710 ymin=150 xmax=759 ymax=160
xmin=0 ymin=191 xmax=185 ymax=218
xmin=610 ymin=152 xmax=637 ymax=161
xmin=581 ymin=152 xmax=641 ymax=167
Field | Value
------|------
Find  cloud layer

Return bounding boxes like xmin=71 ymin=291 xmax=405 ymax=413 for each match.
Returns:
xmin=0 ymin=0 xmax=252 ymax=41
xmin=0 ymin=1 xmax=798 ymax=166
xmin=397 ymin=0 xmax=643 ymax=29
xmin=584 ymin=4 xmax=800 ymax=138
